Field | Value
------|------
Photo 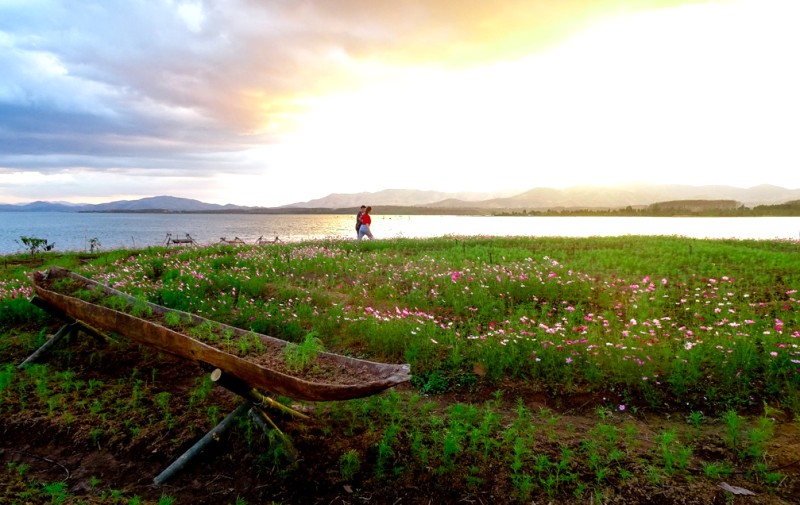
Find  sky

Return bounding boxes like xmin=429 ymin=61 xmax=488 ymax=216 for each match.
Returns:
xmin=1 ymin=0 xmax=799 ymax=207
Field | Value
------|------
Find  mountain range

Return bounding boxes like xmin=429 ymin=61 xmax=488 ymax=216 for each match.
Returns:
xmin=287 ymin=184 xmax=800 ymax=210
xmin=2 ymin=184 xmax=800 ymax=213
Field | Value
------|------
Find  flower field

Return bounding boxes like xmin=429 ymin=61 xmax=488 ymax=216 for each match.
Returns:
xmin=1 ymin=235 xmax=798 ymax=504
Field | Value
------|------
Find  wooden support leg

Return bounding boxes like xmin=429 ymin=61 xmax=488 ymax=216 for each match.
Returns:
xmin=248 ymin=405 xmax=280 ymax=433
xmin=153 ymin=401 xmax=251 ymax=486
xmin=18 ymin=322 xmax=78 ymax=369
xmin=209 ymin=368 xmax=302 ymax=454
xmin=29 ymin=295 xmax=110 ymax=344
xmin=246 ymin=406 xmax=298 ymax=461
xmin=209 ymin=367 xmax=309 ymax=419
xmin=153 ymin=367 xmax=305 ymax=485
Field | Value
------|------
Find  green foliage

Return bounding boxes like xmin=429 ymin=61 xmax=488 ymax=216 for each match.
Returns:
xmin=157 ymin=495 xmax=177 ymax=505
xmin=188 ymin=375 xmax=214 ymax=408
xmin=103 ymin=295 xmax=130 ymax=312
xmin=284 ymin=332 xmax=324 ymax=373
xmin=129 ymin=298 xmax=153 ymax=318
xmin=162 ymin=311 xmax=183 ymax=328
xmin=88 ymin=237 xmax=102 ymax=253
xmin=703 ymin=461 xmax=733 ymax=479
xmin=722 ymin=409 xmax=745 ymax=457
xmin=16 ymin=235 xmax=55 ymax=255
xmin=16 ymin=234 xmax=793 ymax=414
xmin=2 ymin=236 xmax=800 ymax=503
xmin=654 ymin=429 xmax=692 ymax=475
xmin=746 ymin=414 xmax=775 ymax=460
xmin=188 ymin=320 xmax=219 ymax=342
xmin=0 ymin=297 xmax=47 ymax=324
xmin=410 ymin=369 xmax=449 ymax=394
xmin=41 ymin=480 xmax=69 ymax=503
xmin=339 ymin=449 xmax=361 ymax=480
xmin=0 ymin=364 xmax=14 ymax=400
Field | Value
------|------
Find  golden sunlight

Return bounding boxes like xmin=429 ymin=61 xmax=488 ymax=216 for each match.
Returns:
xmin=258 ymin=0 xmax=799 ymax=196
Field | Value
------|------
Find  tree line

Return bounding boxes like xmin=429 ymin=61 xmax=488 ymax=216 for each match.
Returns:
xmin=497 ymin=199 xmax=800 ymax=217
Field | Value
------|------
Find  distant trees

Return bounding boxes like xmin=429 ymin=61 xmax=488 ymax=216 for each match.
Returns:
xmin=648 ymin=200 xmax=741 ymax=213
xmin=495 ymin=200 xmax=800 ymax=217
xmin=751 ymin=200 xmax=800 ymax=216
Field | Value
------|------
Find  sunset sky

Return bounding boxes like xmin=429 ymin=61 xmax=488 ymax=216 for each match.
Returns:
xmin=1 ymin=0 xmax=798 ymax=207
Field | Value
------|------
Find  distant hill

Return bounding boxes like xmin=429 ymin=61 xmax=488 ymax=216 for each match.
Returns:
xmin=281 ymin=188 xmax=520 ymax=209
xmin=0 ymin=201 xmax=82 ymax=212
xmin=0 ymin=195 xmax=252 ymax=213
xmin=2 ymin=185 xmax=800 ymax=213
xmin=282 ymin=184 xmax=800 ymax=210
xmin=425 ymin=184 xmax=800 ymax=210
xmin=87 ymin=195 xmax=250 ymax=212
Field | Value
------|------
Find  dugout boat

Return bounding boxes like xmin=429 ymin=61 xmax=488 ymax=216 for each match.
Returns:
xmin=30 ymin=266 xmax=411 ymax=401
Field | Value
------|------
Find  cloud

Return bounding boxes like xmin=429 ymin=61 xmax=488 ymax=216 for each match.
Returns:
xmin=1 ymin=0 xmax=695 ymax=140
xmin=0 ymin=0 xmax=798 ymax=205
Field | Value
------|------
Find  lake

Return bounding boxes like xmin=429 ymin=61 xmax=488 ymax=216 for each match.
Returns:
xmin=1 ymin=212 xmax=799 ymax=255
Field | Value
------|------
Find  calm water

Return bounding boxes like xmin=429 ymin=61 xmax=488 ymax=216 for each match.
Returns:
xmin=1 ymin=212 xmax=799 ymax=255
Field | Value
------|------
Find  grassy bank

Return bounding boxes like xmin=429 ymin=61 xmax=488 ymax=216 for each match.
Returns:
xmin=1 ymin=236 xmax=798 ymax=503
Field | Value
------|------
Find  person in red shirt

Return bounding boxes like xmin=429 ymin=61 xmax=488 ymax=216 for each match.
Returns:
xmin=355 ymin=205 xmax=366 ymax=237
xmin=358 ymin=206 xmax=374 ymax=241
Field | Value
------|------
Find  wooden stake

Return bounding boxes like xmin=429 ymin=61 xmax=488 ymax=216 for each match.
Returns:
xmin=153 ymin=401 xmax=251 ymax=486
xmin=18 ymin=323 xmax=77 ymax=369
xmin=211 ymin=368 xmax=300 ymax=454
xmin=248 ymin=406 xmax=299 ymax=459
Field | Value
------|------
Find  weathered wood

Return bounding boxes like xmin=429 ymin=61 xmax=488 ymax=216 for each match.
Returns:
xmin=208 ymin=367 xmax=298 ymax=452
xmin=153 ymin=401 xmax=251 ymax=486
xmin=718 ymin=482 xmax=756 ymax=496
xmin=30 ymin=296 xmax=111 ymax=344
xmin=164 ymin=233 xmax=198 ymax=246
xmin=248 ymin=406 xmax=281 ymax=433
xmin=30 ymin=266 xmax=411 ymax=401
xmin=30 ymin=295 xmax=70 ymax=320
xmin=209 ymin=367 xmax=309 ymax=420
xmin=18 ymin=322 xmax=77 ymax=369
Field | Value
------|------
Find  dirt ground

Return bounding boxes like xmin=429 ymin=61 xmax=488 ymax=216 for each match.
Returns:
xmin=2 ymin=323 xmax=799 ymax=505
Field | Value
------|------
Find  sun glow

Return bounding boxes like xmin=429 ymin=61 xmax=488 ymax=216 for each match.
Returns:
xmin=259 ymin=0 xmax=800 ymax=202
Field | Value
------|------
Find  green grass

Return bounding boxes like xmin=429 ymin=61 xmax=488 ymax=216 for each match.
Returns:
xmin=1 ymin=236 xmax=798 ymax=503
xmin=5 ymin=236 xmax=799 ymax=411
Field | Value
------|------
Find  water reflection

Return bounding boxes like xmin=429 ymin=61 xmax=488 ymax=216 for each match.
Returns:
xmin=1 ymin=213 xmax=798 ymax=254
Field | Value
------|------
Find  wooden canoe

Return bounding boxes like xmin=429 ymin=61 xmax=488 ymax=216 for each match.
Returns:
xmin=30 ymin=266 xmax=411 ymax=401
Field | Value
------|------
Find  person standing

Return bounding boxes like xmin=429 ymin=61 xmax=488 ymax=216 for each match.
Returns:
xmin=355 ymin=205 xmax=366 ymax=237
xmin=358 ymin=206 xmax=374 ymax=241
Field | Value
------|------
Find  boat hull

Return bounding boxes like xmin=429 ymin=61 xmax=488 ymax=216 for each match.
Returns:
xmin=31 ymin=267 xmax=411 ymax=401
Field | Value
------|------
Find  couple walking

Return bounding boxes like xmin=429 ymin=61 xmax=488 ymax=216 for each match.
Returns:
xmin=355 ymin=205 xmax=374 ymax=241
